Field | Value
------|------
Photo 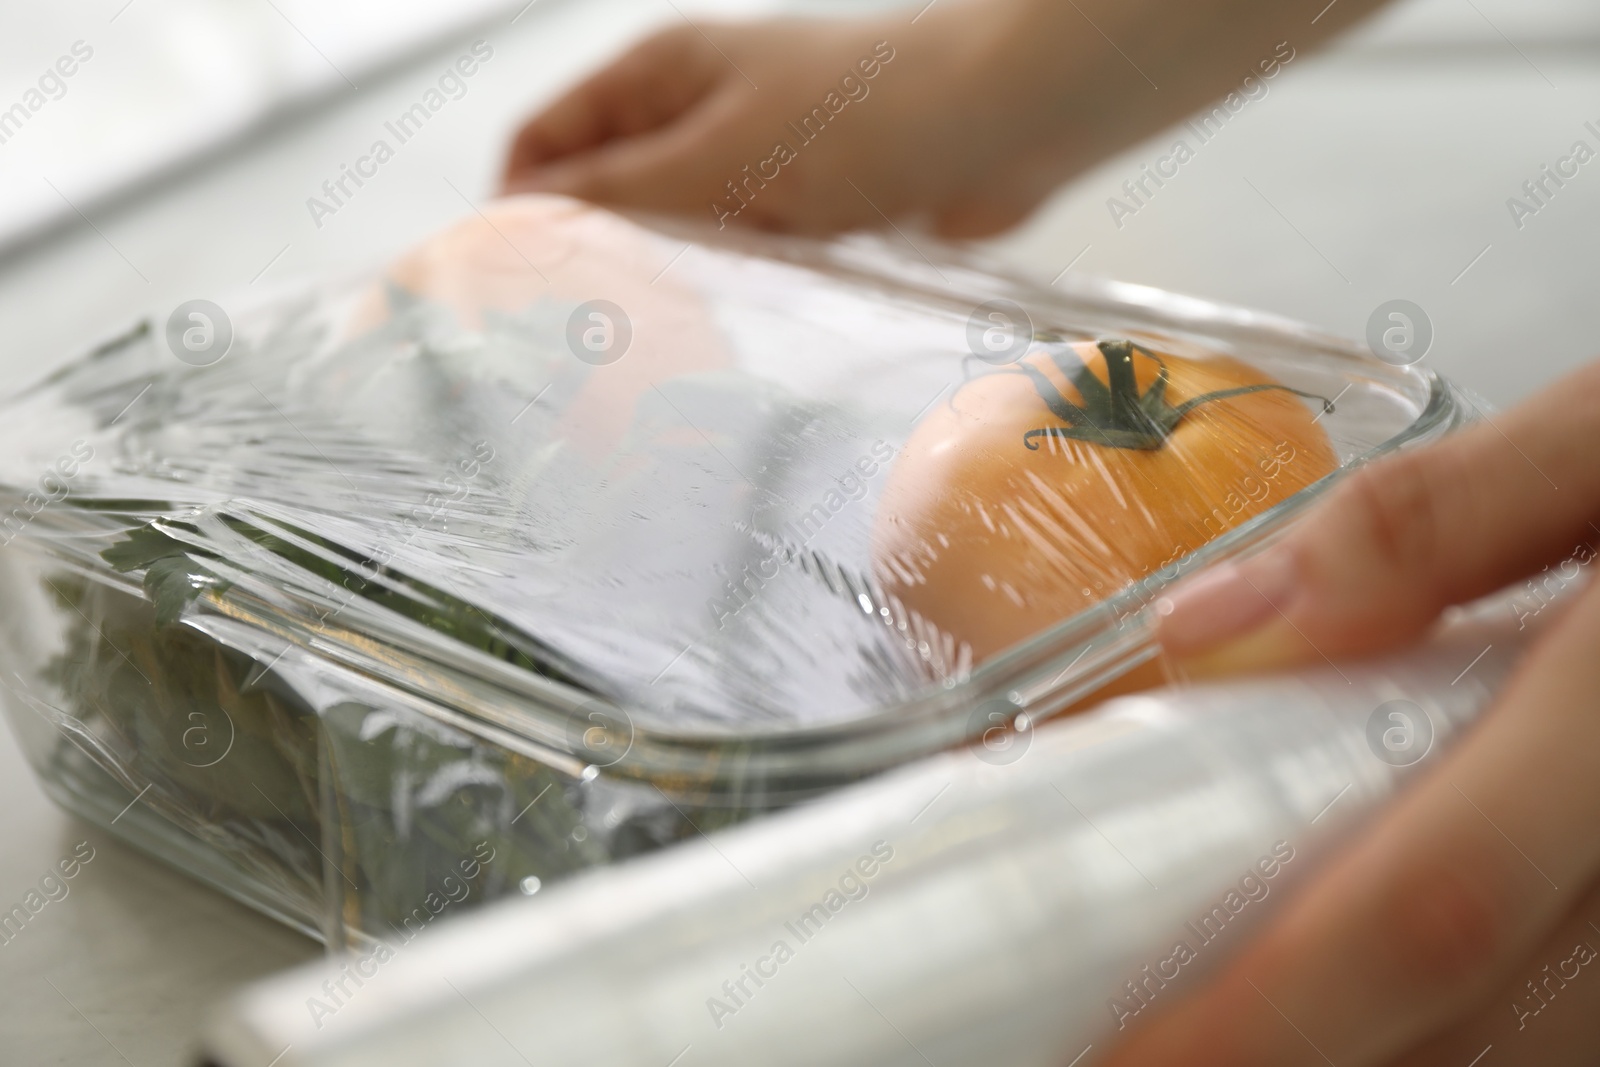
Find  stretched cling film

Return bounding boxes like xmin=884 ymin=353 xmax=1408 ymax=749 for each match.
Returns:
xmin=0 ymin=195 xmax=1468 ymax=945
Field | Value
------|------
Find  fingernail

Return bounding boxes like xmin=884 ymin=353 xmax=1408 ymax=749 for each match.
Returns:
xmin=1155 ymin=550 xmax=1298 ymax=658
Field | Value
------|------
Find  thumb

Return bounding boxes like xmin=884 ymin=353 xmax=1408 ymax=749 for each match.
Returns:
xmin=1156 ymin=360 xmax=1600 ymax=673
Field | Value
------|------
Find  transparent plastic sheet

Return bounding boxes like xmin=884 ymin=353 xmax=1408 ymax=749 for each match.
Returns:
xmin=204 ymin=607 xmax=1532 ymax=1067
xmin=0 ymin=196 xmax=1469 ymax=947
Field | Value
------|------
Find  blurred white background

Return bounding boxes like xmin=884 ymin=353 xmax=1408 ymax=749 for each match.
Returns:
xmin=0 ymin=0 xmax=1596 ymax=1062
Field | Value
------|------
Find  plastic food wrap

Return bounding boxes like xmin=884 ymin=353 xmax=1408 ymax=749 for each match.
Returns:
xmin=205 ymin=608 xmax=1529 ymax=1067
xmin=0 ymin=196 xmax=1468 ymax=947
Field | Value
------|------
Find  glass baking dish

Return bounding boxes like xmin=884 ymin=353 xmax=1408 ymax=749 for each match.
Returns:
xmin=0 ymin=196 xmax=1468 ymax=948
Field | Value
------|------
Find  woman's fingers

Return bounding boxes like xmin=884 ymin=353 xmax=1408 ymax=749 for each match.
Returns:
xmin=931 ymin=193 xmax=1041 ymax=239
xmin=501 ymin=26 xmax=720 ymax=188
xmin=1157 ymin=361 xmax=1600 ymax=673
xmin=1103 ymin=575 xmax=1600 ymax=1067
xmin=505 ymin=84 xmax=755 ymax=213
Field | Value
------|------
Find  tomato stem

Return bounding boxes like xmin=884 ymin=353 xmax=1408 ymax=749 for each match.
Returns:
xmin=1015 ymin=339 xmax=1334 ymax=452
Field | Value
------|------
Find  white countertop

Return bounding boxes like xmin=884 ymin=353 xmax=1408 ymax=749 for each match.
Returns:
xmin=1 ymin=0 xmax=1596 ymax=1062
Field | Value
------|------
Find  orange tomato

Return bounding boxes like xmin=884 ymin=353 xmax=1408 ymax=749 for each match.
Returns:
xmin=872 ymin=338 xmax=1337 ymax=666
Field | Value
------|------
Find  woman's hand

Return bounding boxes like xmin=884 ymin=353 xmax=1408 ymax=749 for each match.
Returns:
xmin=501 ymin=0 xmax=1387 ymax=237
xmin=1111 ymin=361 xmax=1600 ymax=1065
xmin=501 ymin=6 xmax=1069 ymax=237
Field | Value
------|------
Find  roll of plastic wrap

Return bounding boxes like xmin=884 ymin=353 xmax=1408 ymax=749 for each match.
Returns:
xmin=205 ymin=603 xmax=1533 ymax=1067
